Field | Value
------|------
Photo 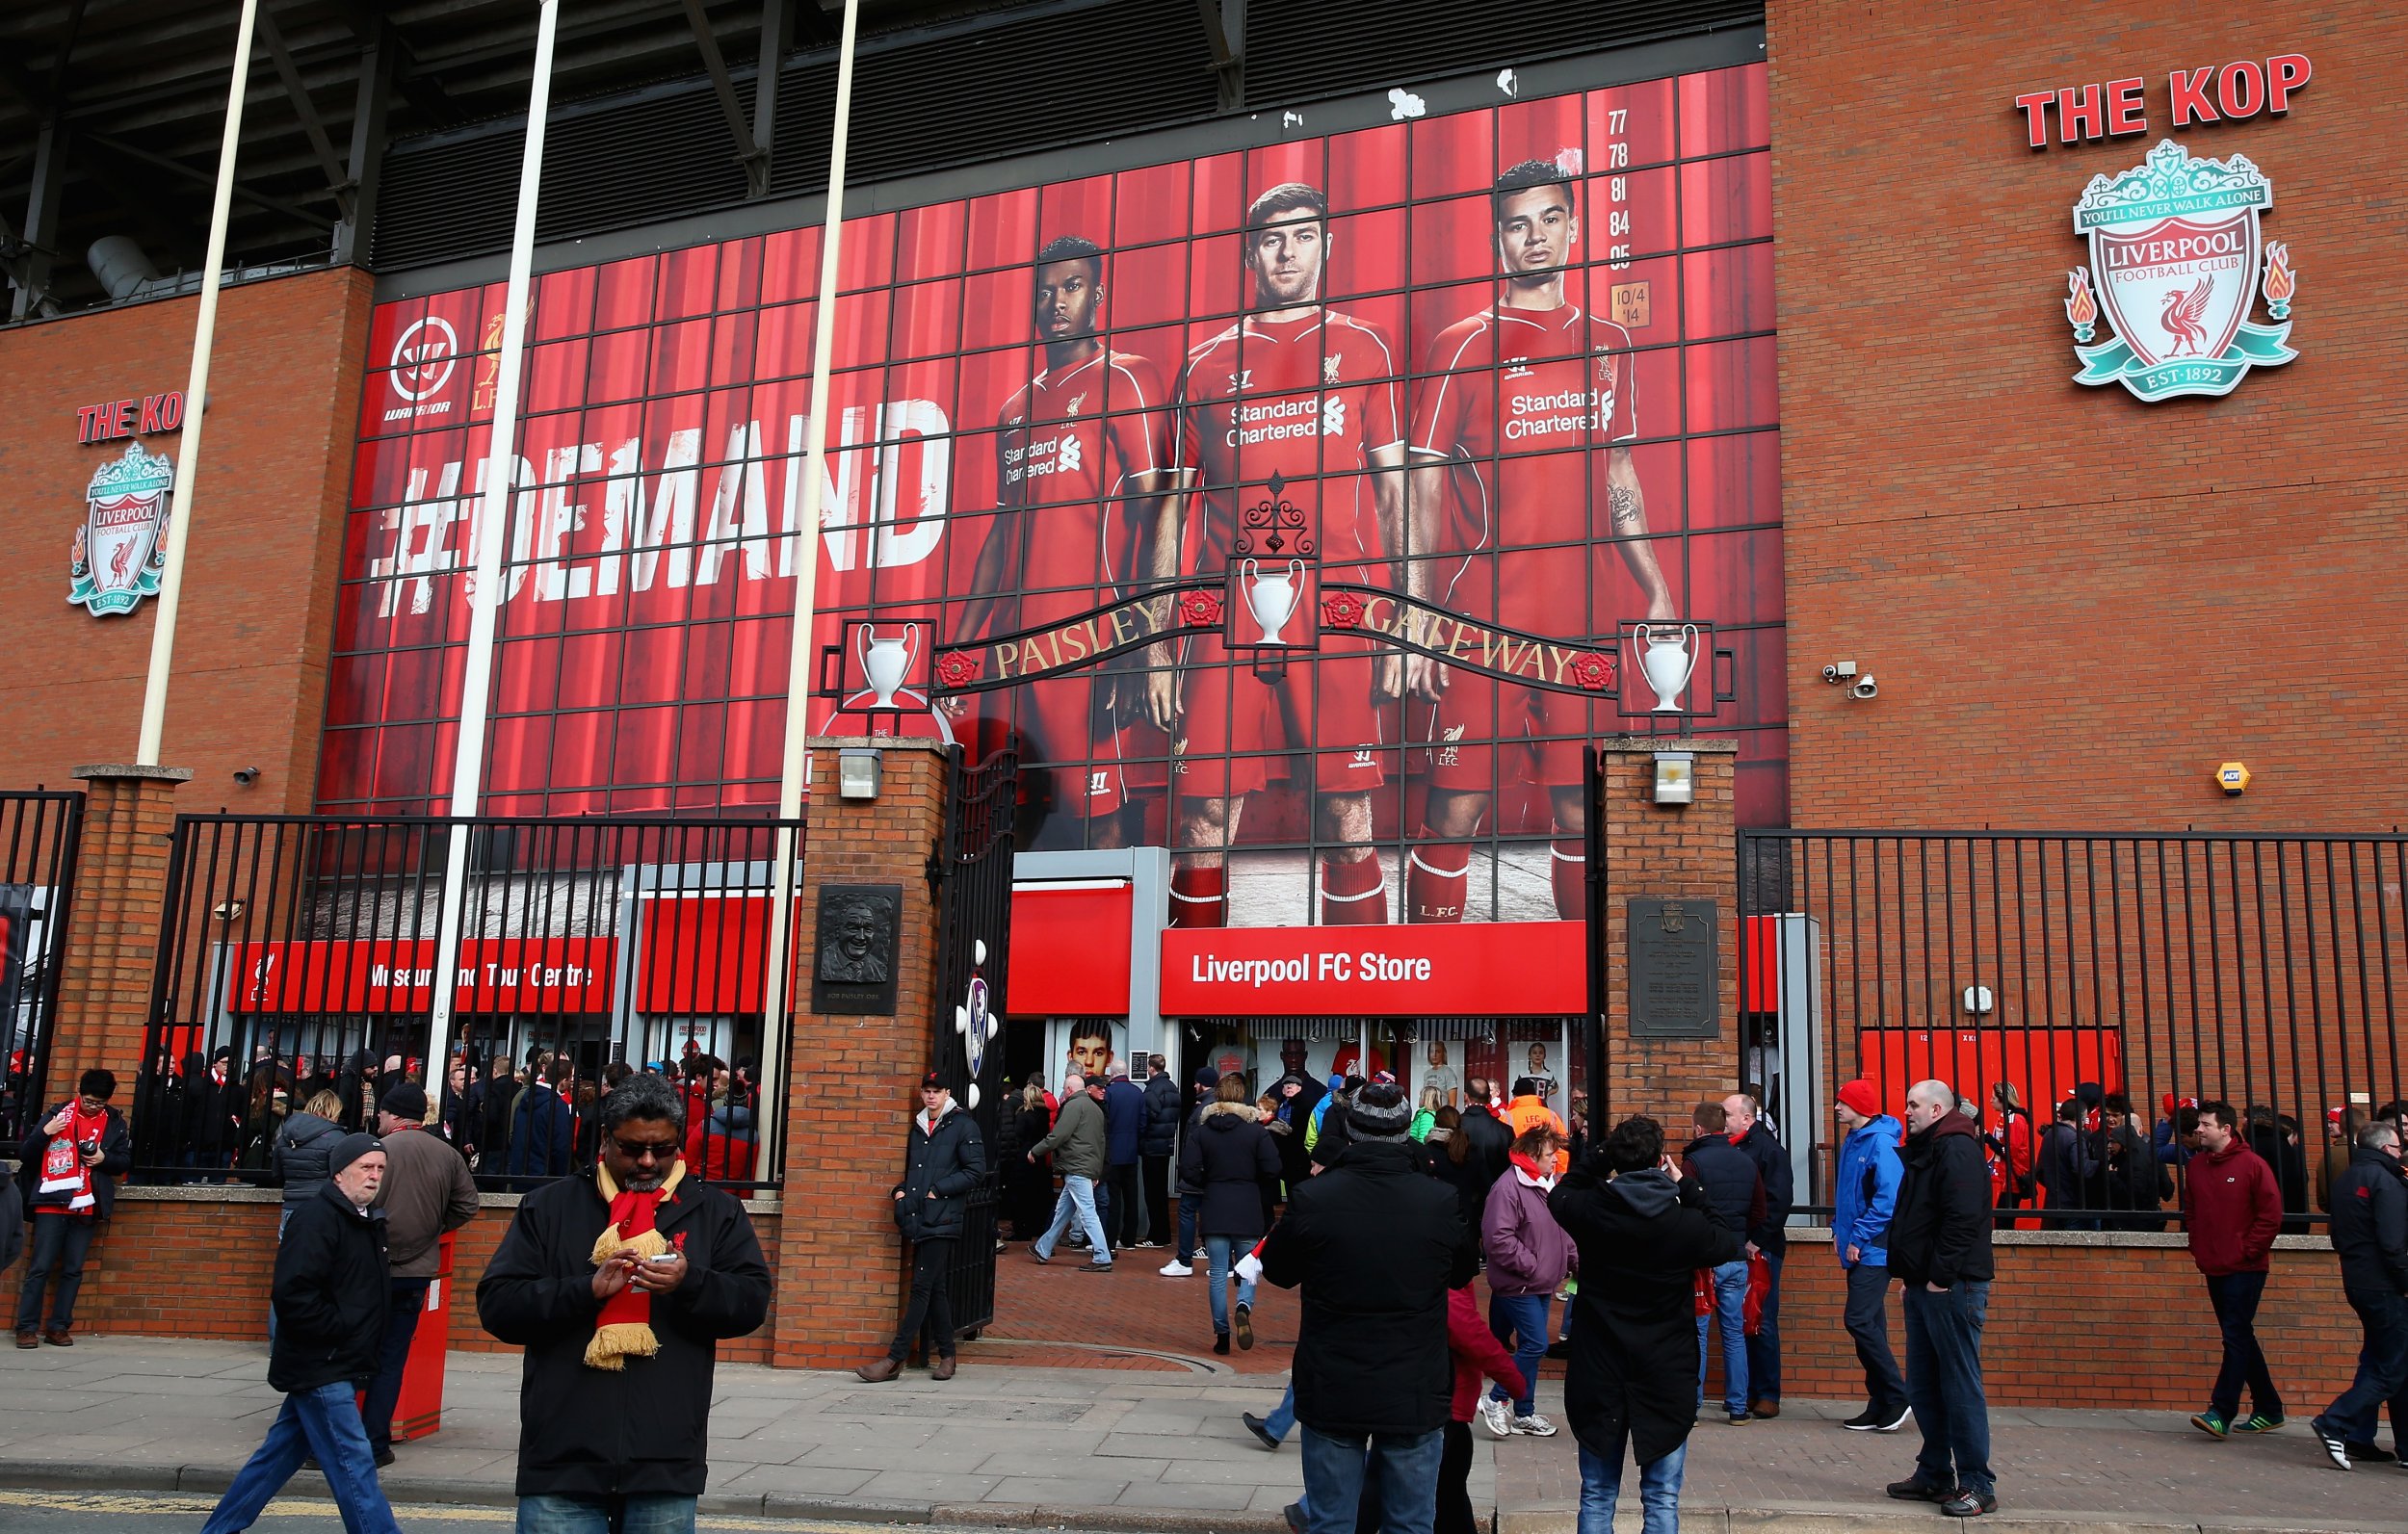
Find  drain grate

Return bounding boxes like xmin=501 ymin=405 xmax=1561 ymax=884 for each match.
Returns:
xmin=831 ymin=1393 xmax=1089 ymax=1421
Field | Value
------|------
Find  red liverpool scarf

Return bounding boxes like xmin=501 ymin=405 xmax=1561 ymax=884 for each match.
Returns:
xmin=37 ymin=1106 xmax=106 ymax=1212
xmin=584 ymin=1160 xmax=687 ymax=1370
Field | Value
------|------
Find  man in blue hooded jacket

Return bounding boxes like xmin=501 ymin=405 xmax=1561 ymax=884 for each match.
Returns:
xmin=1833 ymin=1079 xmax=1910 ymax=1433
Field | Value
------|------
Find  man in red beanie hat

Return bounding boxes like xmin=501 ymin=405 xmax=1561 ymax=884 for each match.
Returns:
xmin=1832 ymin=1080 xmax=1909 ymax=1432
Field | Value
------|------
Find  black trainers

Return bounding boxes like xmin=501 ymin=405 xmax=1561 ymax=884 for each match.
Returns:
xmin=1887 ymin=1477 xmax=1957 ymax=1502
xmin=1940 ymin=1488 xmax=1997 ymax=1518
xmin=2347 ymin=1440 xmax=2398 ymax=1464
xmin=1841 ymin=1406 xmax=1883 ymax=1431
xmin=2310 ymin=1417 xmax=2354 ymax=1470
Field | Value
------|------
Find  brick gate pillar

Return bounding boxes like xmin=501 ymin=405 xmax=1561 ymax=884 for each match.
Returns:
xmin=47 ymin=764 xmax=192 ymax=1093
xmin=1597 ymin=738 xmax=1741 ymax=1128
xmin=771 ymin=737 xmax=949 ymax=1368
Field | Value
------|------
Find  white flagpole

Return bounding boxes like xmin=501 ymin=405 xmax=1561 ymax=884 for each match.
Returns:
xmin=424 ymin=0 xmax=561 ymax=1085
xmin=136 ymin=0 xmax=261 ymax=766
xmin=754 ymin=0 xmax=861 ymax=1184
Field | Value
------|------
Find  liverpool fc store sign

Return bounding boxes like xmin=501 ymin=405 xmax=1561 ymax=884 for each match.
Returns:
xmin=334 ymin=64 xmax=1785 ymax=926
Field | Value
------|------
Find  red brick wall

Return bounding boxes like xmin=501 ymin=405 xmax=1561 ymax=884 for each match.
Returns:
xmin=771 ymin=740 xmax=952 ymax=1368
xmin=0 ymin=268 xmax=370 ymax=810
xmin=1766 ymin=5 xmax=2404 ymax=830
xmin=1717 ymin=1235 xmax=2359 ymax=1411
xmin=69 ymin=1192 xmax=779 ymax=1367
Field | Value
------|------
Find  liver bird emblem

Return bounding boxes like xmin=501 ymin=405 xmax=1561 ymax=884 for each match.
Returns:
xmin=2159 ymin=277 xmax=2213 ymax=356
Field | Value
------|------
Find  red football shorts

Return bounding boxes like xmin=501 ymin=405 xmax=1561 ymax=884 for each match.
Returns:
xmin=1171 ymin=632 xmax=1388 ymax=798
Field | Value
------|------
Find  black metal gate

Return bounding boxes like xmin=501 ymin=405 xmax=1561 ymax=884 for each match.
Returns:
xmin=0 ymin=790 xmax=84 ymax=1144
xmin=1739 ymin=829 xmax=2408 ymax=1220
xmin=128 ymin=812 xmax=802 ymax=1189
xmin=932 ymin=745 xmax=1018 ymax=1341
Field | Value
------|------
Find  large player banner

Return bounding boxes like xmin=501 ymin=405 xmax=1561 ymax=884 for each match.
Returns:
xmin=329 ymin=64 xmax=1782 ymax=927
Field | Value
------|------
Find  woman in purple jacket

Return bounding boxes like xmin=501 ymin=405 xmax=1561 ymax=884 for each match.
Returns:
xmin=1479 ymin=1125 xmax=1574 ymax=1438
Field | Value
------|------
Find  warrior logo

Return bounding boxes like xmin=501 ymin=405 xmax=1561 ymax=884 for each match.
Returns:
xmin=390 ymin=316 xmax=459 ymax=402
xmin=2061 ymin=140 xmax=2296 ymax=402
xmin=67 ymin=443 xmax=175 ymax=617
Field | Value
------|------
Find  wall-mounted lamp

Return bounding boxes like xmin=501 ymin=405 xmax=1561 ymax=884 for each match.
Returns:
xmin=1961 ymin=984 xmax=1995 ymax=1017
xmin=837 ymin=747 xmax=884 ymax=801
xmin=1651 ymin=750 xmax=1694 ymax=807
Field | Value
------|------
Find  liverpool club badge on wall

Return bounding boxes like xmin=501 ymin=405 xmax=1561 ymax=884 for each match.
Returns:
xmin=68 ymin=442 xmax=175 ymax=617
xmin=2060 ymin=139 xmax=2296 ymax=402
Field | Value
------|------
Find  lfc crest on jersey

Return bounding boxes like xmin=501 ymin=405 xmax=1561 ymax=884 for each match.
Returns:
xmin=2059 ymin=140 xmax=2296 ymax=403
xmin=67 ymin=443 xmax=175 ymax=617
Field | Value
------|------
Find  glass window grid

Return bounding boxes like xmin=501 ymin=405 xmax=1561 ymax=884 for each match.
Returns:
xmin=324 ymin=68 xmax=1788 ymax=914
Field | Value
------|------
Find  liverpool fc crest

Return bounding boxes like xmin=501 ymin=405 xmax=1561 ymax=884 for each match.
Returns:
xmin=67 ymin=443 xmax=175 ymax=616
xmin=2061 ymin=140 xmax=2296 ymax=402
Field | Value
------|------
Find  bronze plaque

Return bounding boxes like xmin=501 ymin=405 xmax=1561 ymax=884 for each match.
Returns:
xmin=813 ymin=883 xmax=903 ymax=1015
xmin=1628 ymin=897 xmax=1717 ymax=1039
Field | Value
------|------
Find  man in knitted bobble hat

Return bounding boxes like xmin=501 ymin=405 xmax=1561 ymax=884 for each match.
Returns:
xmin=479 ymin=1070 xmax=771 ymax=1531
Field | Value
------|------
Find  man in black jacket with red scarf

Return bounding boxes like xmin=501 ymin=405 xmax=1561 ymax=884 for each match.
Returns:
xmin=1886 ymin=1079 xmax=1998 ymax=1519
xmin=479 ymin=1071 xmax=772 ymax=1532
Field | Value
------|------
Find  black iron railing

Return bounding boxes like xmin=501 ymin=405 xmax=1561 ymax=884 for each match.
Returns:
xmin=0 ymin=790 xmax=84 ymax=1145
xmin=1739 ymin=830 xmax=2408 ymax=1228
xmin=130 ymin=812 xmax=804 ymax=1191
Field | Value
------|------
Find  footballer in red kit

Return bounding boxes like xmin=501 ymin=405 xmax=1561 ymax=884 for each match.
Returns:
xmin=1405 ymin=161 xmax=1676 ymax=923
xmin=955 ymin=235 xmax=1174 ymax=845
xmin=1148 ymin=183 xmax=1420 ymax=927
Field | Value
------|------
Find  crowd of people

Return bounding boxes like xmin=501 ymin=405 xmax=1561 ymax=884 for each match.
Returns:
xmin=125 ymin=1041 xmax=765 ymax=1187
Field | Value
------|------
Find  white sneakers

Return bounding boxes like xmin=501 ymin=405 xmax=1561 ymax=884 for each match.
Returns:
xmin=1479 ymin=1397 xmax=1513 ymax=1440
xmin=1159 ymin=1260 xmax=1193 ymax=1277
xmin=1510 ymin=1414 xmax=1557 ymax=1437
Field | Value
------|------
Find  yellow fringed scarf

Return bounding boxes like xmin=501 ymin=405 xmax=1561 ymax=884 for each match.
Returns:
xmin=584 ymin=1161 xmax=686 ymax=1370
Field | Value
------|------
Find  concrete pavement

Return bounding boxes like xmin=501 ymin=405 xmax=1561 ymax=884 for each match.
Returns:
xmin=2 ymin=1338 xmax=2405 ymax=1532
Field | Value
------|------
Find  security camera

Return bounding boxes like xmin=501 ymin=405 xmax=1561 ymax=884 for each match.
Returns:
xmin=232 ymin=766 xmax=261 ymax=785
xmin=1821 ymin=661 xmax=1858 ymax=685
xmin=1849 ymin=675 xmax=1878 ymax=700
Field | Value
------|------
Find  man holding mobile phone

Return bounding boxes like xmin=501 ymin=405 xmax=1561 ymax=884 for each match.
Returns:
xmin=479 ymin=1072 xmax=771 ymax=1533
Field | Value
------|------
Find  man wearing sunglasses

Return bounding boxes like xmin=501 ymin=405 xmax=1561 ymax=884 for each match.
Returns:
xmin=479 ymin=1070 xmax=772 ymax=1533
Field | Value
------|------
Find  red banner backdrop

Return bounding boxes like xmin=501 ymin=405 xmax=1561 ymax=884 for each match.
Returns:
xmin=327 ymin=64 xmax=1783 ymax=922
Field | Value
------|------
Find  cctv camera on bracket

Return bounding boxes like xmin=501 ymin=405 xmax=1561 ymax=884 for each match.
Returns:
xmin=1821 ymin=661 xmax=1858 ymax=685
xmin=232 ymin=766 xmax=262 ymax=785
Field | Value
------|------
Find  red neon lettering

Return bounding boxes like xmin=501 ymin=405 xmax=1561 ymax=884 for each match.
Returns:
xmin=2011 ymin=91 xmax=2055 ymax=148
xmin=2267 ymin=54 xmax=2312 ymax=114
xmin=2104 ymin=77 xmax=2146 ymax=135
xmin=2169 ymin=66 xmax=2219 ymax=126
xmin=2217 ymin=60 xmax=2265 ymax=119
xmin=2056 ymin=84 xmax=2104 ymax=143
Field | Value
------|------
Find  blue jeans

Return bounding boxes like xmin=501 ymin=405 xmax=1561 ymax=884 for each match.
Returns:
xmin=1177 ymin=1191 xmax=1201 ymax=1258
xmin=516 ymin=1494 xmax=698 ymax=1533
xmin=1744 ymin=1248 xmax=1782 ymax=1404
xmin=1903 ymin=1281 xmax=1993 ymax=1497
xmin=200 ymin=1380 xmax=401 ymax=1534
xmin=1695 ymin=1259 xmax=1748 ymax=1414
xmin=1299 ymin=1423 xmax=1443 ymax=1534
xmin=2204 ymin=1270 xmax=2282 ymax=1421
xmin=1264 ymin=1382 xmax=1296 ymax=1442
xmin=1033 ymin=1175 xmax=1112 ymax=1263
xmin=2321 ymin=1286 xmax=2408 ymax=1443
xmin=362 ymin=1278 xmax=431 ymax=1452
xmin=1487 ymin=1291 xmax=1550 ymax=1417
xmin=1577 ymin=1434 xmax=1685 ymax=1534
xmin=1206 ymin=1235 xmax=1256 ymax=1337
